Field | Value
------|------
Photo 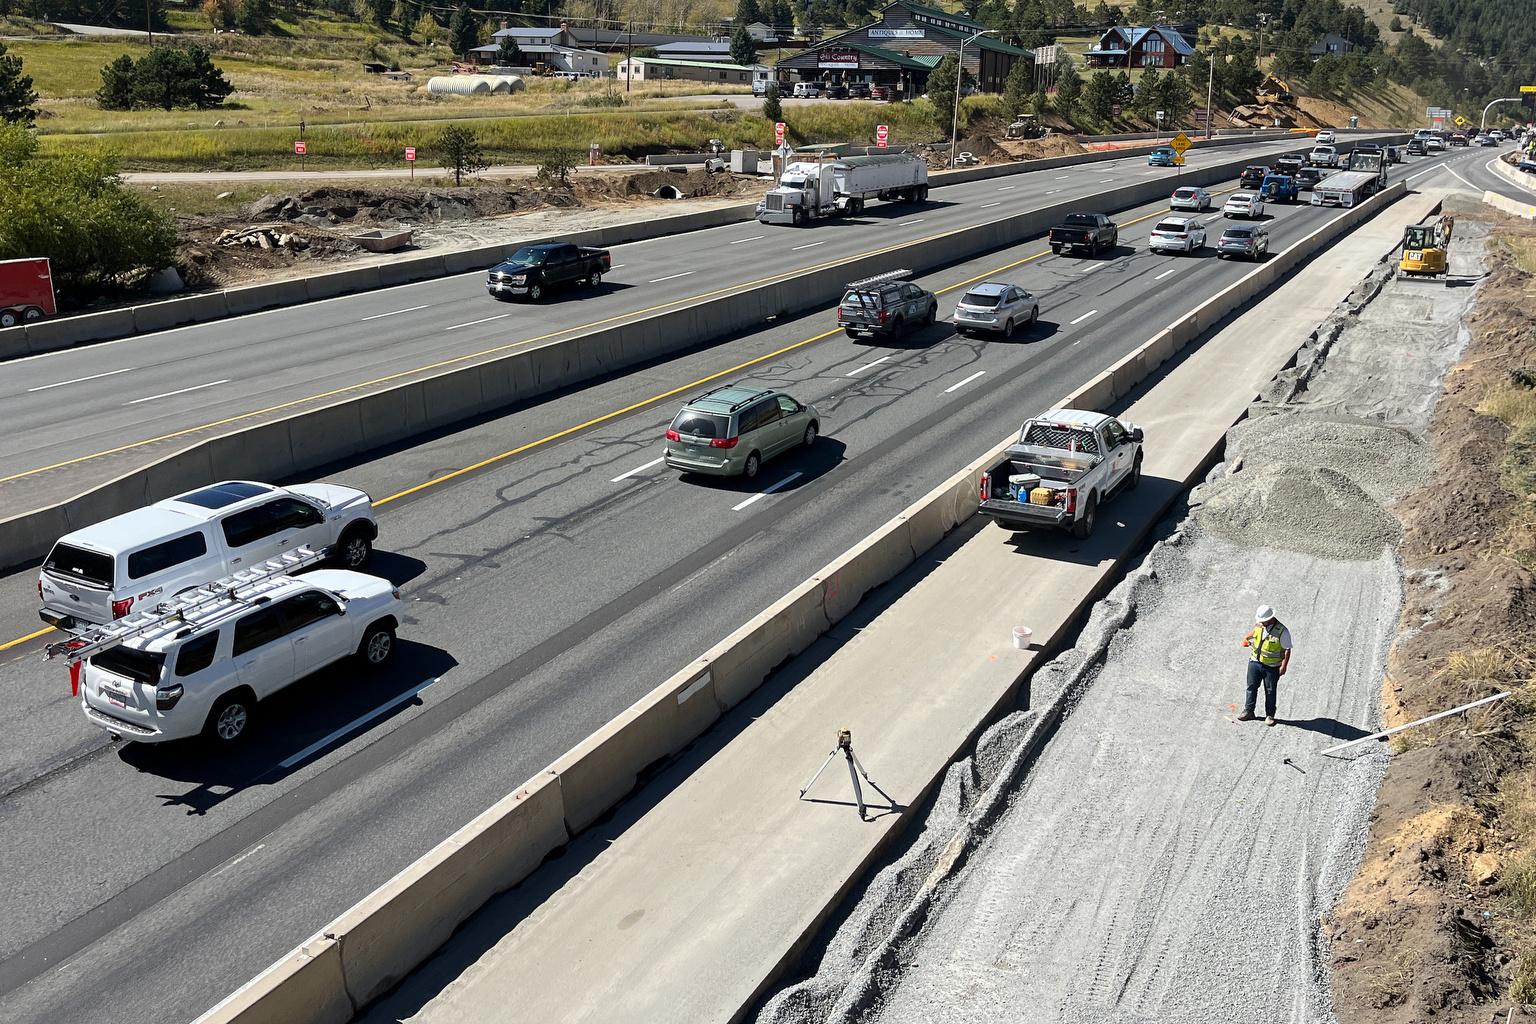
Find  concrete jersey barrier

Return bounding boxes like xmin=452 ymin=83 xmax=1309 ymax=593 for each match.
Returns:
xmin=191 ymin=171 xmax=1411 ymax=1024
xmin=0 ymin=132 xmax=1394 ymax=363
xmin=0 ymin=139 xmax=1371 ymax=575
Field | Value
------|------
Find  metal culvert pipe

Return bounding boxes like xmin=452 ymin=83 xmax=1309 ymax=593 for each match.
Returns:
xmin=652 ymin=184 xmax=683 ymax=199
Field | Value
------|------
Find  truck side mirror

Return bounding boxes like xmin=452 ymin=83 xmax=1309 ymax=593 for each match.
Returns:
xmin=1131 ymin=427 xmax=1144 ymax=442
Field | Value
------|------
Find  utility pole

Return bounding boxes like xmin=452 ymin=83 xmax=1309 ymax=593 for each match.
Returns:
xmin=625 ymin=17 xmax=632 ymax=93
xmin=1205 ymin=51 xmax=1214 ymax=139
xmin=146 ymin=0 xmax=153 ymax=45
xmin=1256 ymin=12 xmax=1269 ymax=59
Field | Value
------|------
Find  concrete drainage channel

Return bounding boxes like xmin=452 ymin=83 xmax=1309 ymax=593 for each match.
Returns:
xmin=194 ymin=182 xmax=1412 ymax=1024
xmin=0 ymin=139 xmax=1388 ymax=574
xmin=754 ymin=207 xmax=1481 ymax=1024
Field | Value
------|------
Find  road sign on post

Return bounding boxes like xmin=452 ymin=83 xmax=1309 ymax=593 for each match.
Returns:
xmin=294 ymin=140 xmax=306 ymax=156
xmin=1522 ymin=85 xmax=1536 ymax=108
xmin=774 ymin=121 xmax=786 ymax=146
xmin=875 ymin=123 xmax=889 ymax=147
xmin=1169 ymin=130 xmax=1191 ymax=166
xmin=405 ymin=146 xmax=416 ymax=161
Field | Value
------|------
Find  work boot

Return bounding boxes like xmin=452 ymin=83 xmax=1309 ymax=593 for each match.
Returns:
xmin=1265 ymin=717 xmax=1276 ymax=727
xmin=1236 ymin=710 xmax=1256 ymax=721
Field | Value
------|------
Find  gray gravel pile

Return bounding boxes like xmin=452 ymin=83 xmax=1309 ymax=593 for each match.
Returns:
xmin=1194 ymin=460 xmax=1402 ymax=560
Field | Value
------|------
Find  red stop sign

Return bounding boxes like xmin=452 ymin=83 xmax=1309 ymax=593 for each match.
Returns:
xmin=876 ymin=124 xmax=889 ymax=146
xmin=294 ymin=140 xmax=306 ymax=156
xmin=774 ymin=121 xmax=786 ymax=145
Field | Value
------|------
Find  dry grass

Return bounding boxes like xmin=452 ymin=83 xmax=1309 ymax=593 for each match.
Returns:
xmin=1497 ymin=235 xmax=1536 ymax=277
xmin=1514 ymin=949 xmax=1536 ymax=1002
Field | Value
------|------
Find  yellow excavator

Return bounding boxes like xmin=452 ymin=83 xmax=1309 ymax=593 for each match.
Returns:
xmin=1400 ymin=215 xmax=1452 ymax=277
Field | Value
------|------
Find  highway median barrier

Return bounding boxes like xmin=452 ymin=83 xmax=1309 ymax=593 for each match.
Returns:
xmin=191 ymin=173 xmax=1415 ymax=1024
xmin=10 ymin=137 xmax=1409 ymax=361
xmin=6 ymin=141 xmax=1411 ymax=576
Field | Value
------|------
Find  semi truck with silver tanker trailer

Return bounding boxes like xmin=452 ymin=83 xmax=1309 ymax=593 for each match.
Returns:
xmin=756 ymin=152 xmax=929 ymax=225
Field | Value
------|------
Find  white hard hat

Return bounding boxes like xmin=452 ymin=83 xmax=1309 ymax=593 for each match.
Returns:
xmin=1255 ymin=605 xmax=1276 ymax=624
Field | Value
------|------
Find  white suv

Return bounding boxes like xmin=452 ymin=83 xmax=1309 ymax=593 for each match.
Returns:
xmin=80 ymin=570 xmax=402 ymax=745
xmin=1148 ymin=216 xmax=1207 ymax=254
xmin=1222 ymin=192 xmax=1266 ymax=219
xmin=40 ymin=480 xmax=377 ymax=631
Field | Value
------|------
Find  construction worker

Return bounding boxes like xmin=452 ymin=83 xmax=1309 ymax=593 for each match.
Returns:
xmin=1238 ymin=605 xmax=1292 ymax=726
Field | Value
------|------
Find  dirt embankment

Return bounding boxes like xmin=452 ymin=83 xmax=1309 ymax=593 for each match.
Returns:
xmin=1330 ymin=205 xmax=1536 ymax=1021
xmin=175 ymin=167 xmax=762 ymax=289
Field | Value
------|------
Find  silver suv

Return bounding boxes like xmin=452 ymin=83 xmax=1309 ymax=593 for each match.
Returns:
xmin=953 ymin=281 xmax=1038 ymax=338
xmin=664 ymin=384 xmax=820 ymax=479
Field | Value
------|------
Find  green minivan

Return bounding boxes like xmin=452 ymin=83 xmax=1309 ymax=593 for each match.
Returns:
xmin=664 ymin=384 xmax=820 ymax=479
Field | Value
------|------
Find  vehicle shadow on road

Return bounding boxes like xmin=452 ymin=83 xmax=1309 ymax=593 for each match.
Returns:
xmin=680 ymin=437 xmax=848 ymax=496
xmin=357 ymin=550 xmax=428 ymax=588
xmin=121 ymin=640 xmax=458 ymax=813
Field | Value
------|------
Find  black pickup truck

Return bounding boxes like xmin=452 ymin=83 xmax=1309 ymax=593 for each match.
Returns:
xmin=1048 ymin=213 xmax=1118 ymax=257
xmin=486 ymin=242 xmax=611 ymax=301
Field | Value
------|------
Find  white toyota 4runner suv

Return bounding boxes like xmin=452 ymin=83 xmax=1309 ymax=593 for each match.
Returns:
xmin=80 ymin=570 xmax=402 ymax=745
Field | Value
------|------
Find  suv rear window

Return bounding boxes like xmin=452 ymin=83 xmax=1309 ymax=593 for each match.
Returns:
xmin=44 ymin=543 xmax=114 ymax=587
xmin=1225 ymin=226 xmax=1254 ymax=237
xmin=128 ymin=531 xmax=209 ymax=580
xmin=1155 ymin=220 xmax=1187 ymax=233
xmin=91 ymin=647 xmax=165 ymax=685
xmin=670 ymin=410 xmax=728 ymax=439
xmin=840 ymin=290 xmax=885 ymax=309
xmin=961 ymin=290 xmax=1002 ymax=307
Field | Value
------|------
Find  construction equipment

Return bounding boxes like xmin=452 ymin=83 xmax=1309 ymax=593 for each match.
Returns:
xmin=1256 ymin=76 xmax=1294 ymax=104
xmin=1399 ymin=218 xmax=1450 ymax=277
xmin=43 ymin=546 xmax=330 ymax=692
xmin=1005 ymin=115 xmax=1047 ymax=140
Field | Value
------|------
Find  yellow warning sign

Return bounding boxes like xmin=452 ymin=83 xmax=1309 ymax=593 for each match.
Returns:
xmin=1454 ymin=115 xmax=1468 ymax=126
xmin=1169 ymin=131 xmax=1193 ymax=154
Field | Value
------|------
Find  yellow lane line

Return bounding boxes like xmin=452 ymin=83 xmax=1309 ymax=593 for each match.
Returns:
xmin=0 ymin=626 xmax=52 ymax=652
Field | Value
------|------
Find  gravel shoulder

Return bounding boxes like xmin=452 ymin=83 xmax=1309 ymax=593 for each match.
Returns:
xmin=754 ymin=207 xmax=1481 ymax=1024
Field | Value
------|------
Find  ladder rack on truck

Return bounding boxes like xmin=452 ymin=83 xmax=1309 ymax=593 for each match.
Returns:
xmin=44 ymin=547 xmax=331 ymax=682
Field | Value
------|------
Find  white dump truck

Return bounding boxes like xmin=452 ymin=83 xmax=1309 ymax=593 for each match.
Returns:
xmin=756 ymin=153 xmax=929 ymax=225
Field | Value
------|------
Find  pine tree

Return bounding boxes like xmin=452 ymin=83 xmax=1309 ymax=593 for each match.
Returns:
xmin=762 ymin=81 xmax=782 ymax=121
xmin=735 ymin=0 xmax=761 ymax=27
xmin=1055 ymin=56 xmax=1081 ymax=114
xmin=0 ymin=41 xmax=37 ymax=125
xmin=928 ymin=54 xmax=959 ymax=134
xmin=730 ymin=24 xmax=758 ymax=65
xmin=1002 ymin=59 xmax=1032 ymax=118
xmin=436 ymin=123 xmax=489 ymax=185
xmin=496 ymin=32 xmax=523 ymax=66
xmin=449 ymin=5 xmax=480 ymax=58
xmin=1084 ymin=68 xmax=1118 ymax=121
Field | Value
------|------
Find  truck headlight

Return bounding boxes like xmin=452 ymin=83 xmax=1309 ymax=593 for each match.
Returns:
xmin=508 ymin=275 xmax=526 ymax=284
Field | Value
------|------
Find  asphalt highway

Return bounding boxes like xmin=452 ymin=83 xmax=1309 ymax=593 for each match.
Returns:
xmin=0 ymin=143 xmax=1475 ymax=1024
xmin=0 ymin=135 xmax=1381 ymax=514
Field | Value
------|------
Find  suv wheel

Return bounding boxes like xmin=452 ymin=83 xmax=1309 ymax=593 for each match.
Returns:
xmin=1001 ymin=318 xmax=1014 ymax=339
xmin=890 ymin=316 xmax=906 ymax=339
xmin=925 ymin=304 xmax=937 ymax=326
xmin=743 ymin=451 xmax=761 ymax=479
xmin=1029 ymin=305 xmax=1039 ymax=325
xmin=205 ymin=692 xmax=253 ymax=744
xmin=360 ymin=623 xmax=396 ymax=667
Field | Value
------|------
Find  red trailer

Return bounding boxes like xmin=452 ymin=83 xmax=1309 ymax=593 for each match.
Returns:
xmin=0 ymin=257 xmax=56 ymax=328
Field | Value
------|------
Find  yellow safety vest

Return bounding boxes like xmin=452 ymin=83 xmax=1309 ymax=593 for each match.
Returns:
xmin=1250 ymin=624 xmax=1287 ymax=667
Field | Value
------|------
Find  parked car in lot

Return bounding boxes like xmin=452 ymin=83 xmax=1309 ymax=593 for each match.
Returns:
xmin=1148 ymin=146 xmax=1178 ymax=167
xmin=1294 ymin=165 xmax=1325 ymax=190
xmin=1217 ymin=223 xmax=1269 ymax=260
xmin=792 ymin=81 xmax=822 ymax=98
xmin=978 ymin=409 xmax=1144 ymax=539
xmin=78 ymin=570 xmax=403 ymax=746
xmin=836 ymin=270 xmax=938 ymax=339
xmin=870 ymin=84 xmax=891 ymax=100
xmin=1315 ymin=129 xmax=1337 ymax=145
xmin=1169 ymin=185 xmax=1213 ymax=211
xmin=1239 ymin=164 xmax=1269 ymax=188
xmin=1222 ymin=192 xmax=1265 ymax=219
xmin=826 ymin=84 xmax=849 ymax=99
xmin=1309 ymin=145 xmax=1339 ymax=168
xmin=664 ymin=384 xmax=819 ymax=479
xmin=1148 ymin=216 xmax=1207 ymax=255
xmin=487 ymin=243 xmax=610 ymax=301
xmin=848 ymin=82 xmax=871 ymax=99
xmin=952 ymin=281 xmax=1038 ymax=338
xmin=39 ymin=480 xmax=378 ymax=632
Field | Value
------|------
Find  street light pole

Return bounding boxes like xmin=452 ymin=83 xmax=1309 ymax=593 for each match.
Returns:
xmin=1205 ymin=52 xmax=1214 ymax=139
xmin=950 ymin=29 xmax=994 ymax=169
xmin=1482 ymin=97 xmax=1521 ymax=131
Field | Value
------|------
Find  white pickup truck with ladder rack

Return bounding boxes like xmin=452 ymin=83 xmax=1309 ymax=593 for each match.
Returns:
xmin=47 ymin=547 xmax=404 ymax=746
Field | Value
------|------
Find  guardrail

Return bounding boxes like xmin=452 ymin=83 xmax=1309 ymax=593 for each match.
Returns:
xmin=0 ymin=131 xmax=1368 ymax=362
xmin=0 ymin=141 xmax=1353 ymax=575
xmin=192 ymin=174 xmax=1410 ymax=1024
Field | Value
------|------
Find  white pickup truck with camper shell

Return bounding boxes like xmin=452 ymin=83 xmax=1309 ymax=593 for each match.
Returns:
xmin=38 ymin=480 xmax=377 ymax=632
xmin=756 ymin=153 xmax=929 ymax=225
xmin=977 ymin=410 xmax=1144 ymax=538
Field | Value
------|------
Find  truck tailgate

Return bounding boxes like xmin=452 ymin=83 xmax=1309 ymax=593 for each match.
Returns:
xmin=978 ymin=498 xmax=1068 ymax=528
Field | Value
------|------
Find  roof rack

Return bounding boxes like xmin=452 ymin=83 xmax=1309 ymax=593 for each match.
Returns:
xmin=691 ymin=383 xmax=773 ymax=412
xmin=44 ymin=545 xmax=330 ymax=667
xmin=845 ymin=269 xmax=913 ymax=290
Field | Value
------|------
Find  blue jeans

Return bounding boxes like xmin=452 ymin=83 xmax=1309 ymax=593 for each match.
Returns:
xmin=1245 ymin=660 xmax=1280 ymax=718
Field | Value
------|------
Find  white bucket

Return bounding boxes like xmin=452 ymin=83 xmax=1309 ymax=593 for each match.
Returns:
xmin=1012 ymin=625 xmax=1033 ymax=650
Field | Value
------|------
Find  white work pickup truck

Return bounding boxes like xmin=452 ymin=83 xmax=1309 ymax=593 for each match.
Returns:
xmin=977 ymin=409 xmax=1144 ymax=538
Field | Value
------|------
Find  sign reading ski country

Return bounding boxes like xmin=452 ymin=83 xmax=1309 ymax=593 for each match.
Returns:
xmin=294 ymin=140 xmax=307 ymax=156
xmin=816 ymin=48 xmax=859 ymax=69
xmin=1169 ymin=131 xmax=1192 ymax=154
xmin=876 ymin=124 xmax=889 ymax=146
xmin=774 ymin=121 xmax=786 ymax=145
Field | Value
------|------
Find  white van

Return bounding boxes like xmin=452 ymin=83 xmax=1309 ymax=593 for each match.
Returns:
xmin=39 ymin=480 xmax=377 ymax=632
xmin=80 ymin=570 xmax=402 ymax=745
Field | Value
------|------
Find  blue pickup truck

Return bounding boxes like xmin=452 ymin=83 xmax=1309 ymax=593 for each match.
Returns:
xmin=1260 ymin=173 xmax=1300 ymax=202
